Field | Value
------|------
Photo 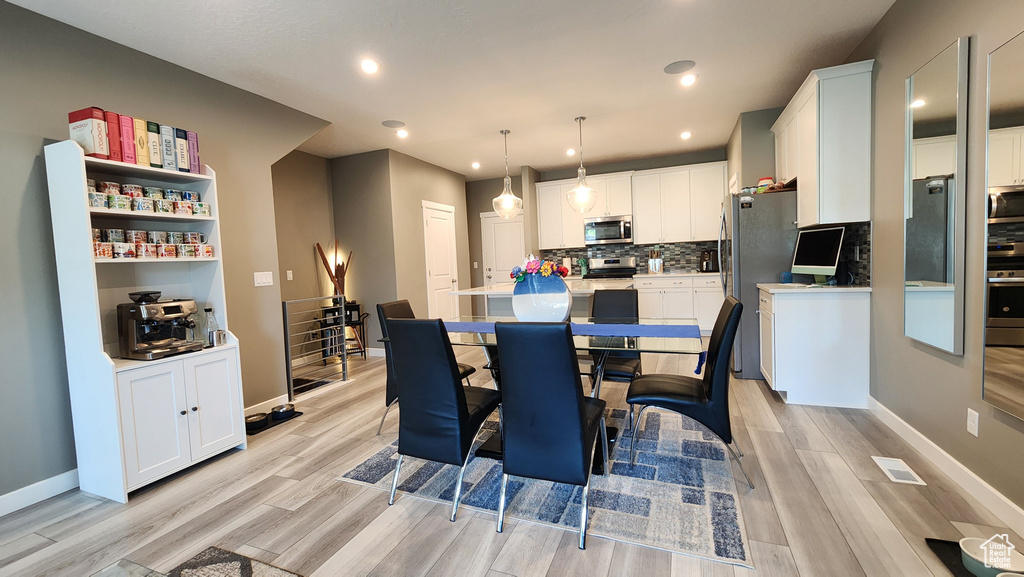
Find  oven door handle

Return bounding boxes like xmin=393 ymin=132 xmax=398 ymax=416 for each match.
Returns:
xmin=989 ymin=193 xmax=998 ymax=219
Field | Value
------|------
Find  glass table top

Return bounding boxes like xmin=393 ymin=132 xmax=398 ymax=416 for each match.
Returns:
xmin=443 ymin=315 xmax=703 ymax=355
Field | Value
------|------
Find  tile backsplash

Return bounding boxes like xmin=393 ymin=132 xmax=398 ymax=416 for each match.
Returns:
xmin=988 ymin=222 xmax=1024 ymax=244
xmin=840 ymin=221 xmax=872 ymax=286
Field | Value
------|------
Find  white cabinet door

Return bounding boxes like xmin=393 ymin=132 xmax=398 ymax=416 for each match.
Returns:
xmin=183 ymin=350 xmax=243 ymax=461
xmin=759 ymin=310 xmax=774 ymax=387
xmin=631 ymin=173 xmax=662 ymax=245
xmin=690 ymin=164 xmax=726 ymax=241
xmin=784 ymin=115 xmax=799 ymax=183
xmin=796 ymin=87 xmax=819 ymax=228
xmin=606 ymin=174 xmax=633 ymax=216
xmin=913 ymin=136 xmax=957 ymax=180
xmin=117 ymin=362 xmax=191 ymax=489
xmin=775 ymin=129 xmax=788 ymax=183
xmin=587 ymin=177 xmax=609 ymax=217
xmin=637 ymin=289 xmax=663 ymax=319
xmin=694 ymin=287 xmax=725 ymax=333
xmin=988 ymin=129 xmax=1021 ymax=186
xmin=559 ymin=182 xmax=587 ymax=248
xmin=660 ymin=170 xmax=691 ymax=243
xmin=536 ymin=183 xmax=563 ymax=249
xmin=662 ymin=288 xmax=695 ymax=319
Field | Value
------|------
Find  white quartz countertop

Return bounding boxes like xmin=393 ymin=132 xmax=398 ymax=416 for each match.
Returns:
xmin=632 ymin=271 xmax=712 ymax=278
xmin=757 ymin=283 xmax=872 ymax=294
xmin=453 ymin=278 xmax=634 ymax=296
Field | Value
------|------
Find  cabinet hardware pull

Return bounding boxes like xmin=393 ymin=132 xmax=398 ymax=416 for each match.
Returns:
xmin=191 ymin=406 xmax=199 ymax=412
xmin=180 ymin=410 xmax=187 ymax=416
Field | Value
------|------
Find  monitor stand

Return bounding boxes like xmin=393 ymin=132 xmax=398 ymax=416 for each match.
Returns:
xmin=813 ymin=274 xmax=829 ymax=285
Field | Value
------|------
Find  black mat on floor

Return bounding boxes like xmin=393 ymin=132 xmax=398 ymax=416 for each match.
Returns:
xmin=925 ymin=538 xmax=974 ymax=577
xmin=168 ymin=546 xmax=299 ymax=576
xmin=246 ymin=411 xmax=303 ymax=436
xmin=292 ymin=377 xmax=334 ymax=395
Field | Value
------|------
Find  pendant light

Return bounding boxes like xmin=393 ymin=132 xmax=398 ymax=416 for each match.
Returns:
xmin=567 ymin=116 xmax=597 ymax=213
xmin=492 ymin=129 xmax=523 ymax=219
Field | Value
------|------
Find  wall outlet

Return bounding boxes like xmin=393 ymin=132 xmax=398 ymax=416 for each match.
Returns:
xmin=967 ymin=408 xmax=979 ymax=437
xmin=286 ymin=270 xmax=293 ymax=281
xmin=473 ymin=261 xmax=478 ymax=269
xmin=253 ymin=271 xmax=274 ymax=287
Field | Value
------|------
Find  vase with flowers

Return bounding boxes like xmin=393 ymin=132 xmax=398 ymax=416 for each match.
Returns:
xmin=509 ymin=254 xmax=572 ymax=322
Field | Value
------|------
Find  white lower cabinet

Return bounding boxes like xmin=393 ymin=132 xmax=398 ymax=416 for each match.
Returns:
xmin=758 ymin=309 xmax=775 ymax=387
xmin=634 ymin=275 xmax=723 ymax=334
xmin=117 ymin=348 xmax=245 ymax=491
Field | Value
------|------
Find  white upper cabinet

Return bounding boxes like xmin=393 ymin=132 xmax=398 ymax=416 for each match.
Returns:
xmin=773 ymin=60 xmax=874 ymax=228
xmin=537 ymin=181 xmax=564 ymax=249
xmin=536 ymin=171 xmax=633 ymax=250
xmin=559 ymin=182 xmax=587 ymax=248
xmin=632 ymin=161 xmax=727 ymax=244
xmin=689 ymin=163 xmax=727 ymax=241
xmin=606 ymin=174 xmax=634 ymax=216
xmin=631 ymin=173 xmax=663 ymax=245
xmin=988 ymin=127 xmax=1024 ymax=186
xmin=660 ymin=169 xmax=691 ymax=242
xmin=911 ymin=135 xmax=957 ymax=179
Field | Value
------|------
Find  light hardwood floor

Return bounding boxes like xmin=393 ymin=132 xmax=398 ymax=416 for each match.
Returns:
xmin=0 ymin=349 xmax=1013 ymax=576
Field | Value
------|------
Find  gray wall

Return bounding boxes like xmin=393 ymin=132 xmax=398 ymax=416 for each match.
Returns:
xmin=849 ymin=0 xmax=1024 ymax=505
xmin=726 ymin=108 xmax=783 ymax=192
xmin=0 ymin=3 xmax=327 ymax=497
xmin=466 ymin=176 xmax=523 ymax=314
xmin=330 ymin=151 xmax=396 ymax=347
xmin=273 ymin=151 xmax=335 ymax=302
xmin=539 ymin=148 xmax=727 ymax=181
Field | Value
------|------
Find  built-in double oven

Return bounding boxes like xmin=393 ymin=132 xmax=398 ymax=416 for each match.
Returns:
xmin=986 ymin=188 xmax=1024 ymax=345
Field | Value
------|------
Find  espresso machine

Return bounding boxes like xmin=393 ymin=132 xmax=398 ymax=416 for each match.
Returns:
xmin=117 ymin=297 xmax=205 ymax=360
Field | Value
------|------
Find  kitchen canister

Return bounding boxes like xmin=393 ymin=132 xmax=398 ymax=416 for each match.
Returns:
xmin=163 ymin=189 xmax=183 ymax=201
xmin=147 ymin=231 xmax=168 ymax=244
xmin=154 ymin=199 xmax=174 ymax=213
xmin=132 ymin=197 xmax=154 ymax=212
xmin=99 ymin=181 xmax=120 ymax=194
xmin=135 ymin=243 xmax=158 ymax=258
xmin=112 ymin=242 xmax=136 ymax=259
xmin=143 ymin=187 xmax=165 ymax=199
xmin=121 ymin=184 xmax=144 ymax=198
xmin=166 ymin=232 xmax=185 ymax=244
xmin=93 ymin=242 xmax=113 ymax=259
xmin=181 ymin=191 xmax=201 ymax=202
xmin=87 ymin=192 xmax=108 ymax=208
xmin=103 ymin=229 xmax=125 ymax=243
xmin=193 ymin=202 xmax=212 ymax=216
xmin=176 ymin=244 xmax=197 ymax=258
xmin=125 ymin=230 xmax=148 ymax=244
xmin=197 ymin=244 xmax=215 ymax=258
xmin=156 ymin=244 xmax=177 ymax=258
xmin=173 ymin=201 xmax=193 ymax=216
xmin=108 ymin=194 xmax=131 ymax=211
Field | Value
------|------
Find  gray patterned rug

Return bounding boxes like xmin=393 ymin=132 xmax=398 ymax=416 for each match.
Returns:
xmin=339 ymin=409 xmax=752 ymax=568
xmin=167 ymin=547 xmax=299 ymax=576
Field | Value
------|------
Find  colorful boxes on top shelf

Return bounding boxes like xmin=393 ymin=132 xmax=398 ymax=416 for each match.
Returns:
xmin=68 ymin=107 xmax=201 ymax=173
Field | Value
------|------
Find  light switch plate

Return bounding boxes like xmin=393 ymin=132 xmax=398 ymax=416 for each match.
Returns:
xmin=254 ymin=271 xmax=274 ymax=287
xmin=286 ymin=270 xmax=293 ymax=281
xmin=967 ymin=408 xmax=979 ymax=437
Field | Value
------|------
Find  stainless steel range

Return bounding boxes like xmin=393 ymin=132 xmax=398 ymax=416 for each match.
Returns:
xmin=583 ymin=257 xmax=637 ymax=279
xmin=987 ymin=243 xmax=1024 ymax=345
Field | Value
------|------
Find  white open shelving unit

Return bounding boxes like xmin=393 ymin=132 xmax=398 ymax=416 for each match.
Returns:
xmin=44 ymin=140 xmax=246 ymax=503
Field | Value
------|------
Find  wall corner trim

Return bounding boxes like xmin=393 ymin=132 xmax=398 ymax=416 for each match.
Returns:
xmin=245 ymin=394 xmax=290 ymax=416
xmin=366 ymin=347 xmax=386 ymax=358
xmin=0 ymin=469 xmax=80 ymax=518
xmin=868 ymin=396 xmax=1024 ymax=536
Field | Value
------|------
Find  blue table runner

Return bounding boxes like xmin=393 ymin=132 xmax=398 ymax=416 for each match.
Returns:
xmin=444 ymin=320 xmax=701 ymax=339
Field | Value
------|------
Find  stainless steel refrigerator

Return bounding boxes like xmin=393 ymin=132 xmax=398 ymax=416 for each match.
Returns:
xmin=905 ymin=175 xmax=954 ymax=283
xmin=718 ymin=190 xmax=798 ymax=378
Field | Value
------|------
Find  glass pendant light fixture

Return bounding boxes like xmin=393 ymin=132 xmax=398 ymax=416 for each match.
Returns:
xmin=566 ymin=116 xmax=597 ymax=213
xmin=492 ymin=129 xmax=523 ymax=219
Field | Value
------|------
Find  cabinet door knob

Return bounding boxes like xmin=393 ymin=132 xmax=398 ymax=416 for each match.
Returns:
xmin=180 ymin=410 xmax=187 ymax=415
xmin=191 ymin=406 xmax=199 ymax=412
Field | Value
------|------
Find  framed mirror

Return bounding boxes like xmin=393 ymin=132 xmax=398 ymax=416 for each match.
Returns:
xmin=984 ymin=30 xmax=1024 ymax=421
xmin=904 ymin=37 xmax=969 ymax=354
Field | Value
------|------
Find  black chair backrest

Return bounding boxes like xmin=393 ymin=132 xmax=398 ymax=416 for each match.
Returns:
xmin=494 ymin=322 xmax=592 ymax=486
xmin=703 ymin=296 xmax=742 ymax=406
xmin=591 ymin=289 xmax=640 ymax=359
xmin=377 ymin=300 xmax=416 ymax=406
xmin=386 ymin=318 xmax=473 ymax=465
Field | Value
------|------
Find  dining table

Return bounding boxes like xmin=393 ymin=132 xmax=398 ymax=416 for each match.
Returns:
xmin=444 ymin=314 xmax=704 ymax=472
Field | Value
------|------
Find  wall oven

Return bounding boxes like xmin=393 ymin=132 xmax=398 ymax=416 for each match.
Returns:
xmin=584 ymin=215 xmax=632 ymax=246
xmin=987 ymin=242 xmax=1024 ymax=345
xmin=988 ymin=185 xmax=1024 ymax=224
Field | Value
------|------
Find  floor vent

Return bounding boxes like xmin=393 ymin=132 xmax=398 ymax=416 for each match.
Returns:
xmin=871 ymin=456 xmax=926 ymax=485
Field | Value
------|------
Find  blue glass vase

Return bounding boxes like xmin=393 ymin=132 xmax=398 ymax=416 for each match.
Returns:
xmin=512 ymin=274 xmax=573 ymax=322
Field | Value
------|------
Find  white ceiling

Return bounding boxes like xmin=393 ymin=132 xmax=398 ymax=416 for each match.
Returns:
xmin=14 ymin=0 xmax=896 ymax=180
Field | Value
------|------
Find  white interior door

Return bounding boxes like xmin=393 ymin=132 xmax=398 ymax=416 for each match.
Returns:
xmin=481 ymin=213 xmax=525 ymax=287
xmin=423 ymin=203 xmax=459 ymax=319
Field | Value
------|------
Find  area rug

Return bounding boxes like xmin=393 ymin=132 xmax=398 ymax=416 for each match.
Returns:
xmin=167 ymin=547 xmax=299 ymax=577
xmin=339 ymin=409 xmax=752 ymax=568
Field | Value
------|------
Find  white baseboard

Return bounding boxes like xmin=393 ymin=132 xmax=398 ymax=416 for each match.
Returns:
xmin=868 ymin=396 xmax=1024 ymax=536
xmin=366 ymin=347 xmax=385 ymax=358
xmin=245 ymin=394 xmax=290 ymax=415
xmin=0 ymin=469 xmax=79 ymax=518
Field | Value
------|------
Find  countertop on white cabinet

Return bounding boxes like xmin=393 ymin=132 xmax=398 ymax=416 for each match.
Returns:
xmin=452 ymin=278 xmax=635 ymax=296
xmin=633 ymin=271 xmax=713 ymax=278
xmin=757 ymin=283 xmax=872 ymax=294
xmin=904 ymin=281 xmax=954 ymax=292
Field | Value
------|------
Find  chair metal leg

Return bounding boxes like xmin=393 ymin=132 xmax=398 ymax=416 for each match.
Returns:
xmin=629 ymin=405 xmax=651 ymax=465
xmin=599 ymin=416 xmax=609 ymax=476
xmin=388 ymin=454 xmax=404 ymax=505
xmin=732 ymin=438 xmax=744 ymax=458
xmin=376 ymin=398 xmax=398 ymax=436
xmin=628 ymin=404 xmax=634 ymax=431
xmin=578 ymin=479 xmax=591 ymax=549
xmin=726 ymin=443 xmax=754 ymax=490
xmin=496 ymin=473 xmax=509 ymax=532
xmin=450 ymin=459 xmax=469 ymax=521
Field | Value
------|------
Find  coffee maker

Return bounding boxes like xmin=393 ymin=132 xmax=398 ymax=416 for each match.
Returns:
xmin=117 ymin=299 xmax=205 ymax=360
xmin=699 ymin=249 xmax=719 ymax=273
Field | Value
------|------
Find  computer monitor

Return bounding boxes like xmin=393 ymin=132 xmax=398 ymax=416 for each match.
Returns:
xmin=791 ymin=226 xmax=845 ymax=276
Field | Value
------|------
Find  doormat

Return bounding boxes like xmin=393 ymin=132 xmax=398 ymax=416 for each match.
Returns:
xmin=339 ymin=409 xmax=752 ymax=568
xmin=168 ymin=547 xmax=300 ymax=577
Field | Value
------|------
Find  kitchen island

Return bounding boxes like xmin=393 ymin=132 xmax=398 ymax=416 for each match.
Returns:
xmin=452 ymin=277 xmax=635 ymax=316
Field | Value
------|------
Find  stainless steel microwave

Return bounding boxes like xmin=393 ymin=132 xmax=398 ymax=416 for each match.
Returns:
xmin=584 ymin=215 xmax=632 ymax=246
xmin=988 ymin=185 xmax=1024 ymax=224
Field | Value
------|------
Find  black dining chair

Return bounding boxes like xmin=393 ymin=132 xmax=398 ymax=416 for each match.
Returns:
xmin=376 ymin=299 xmax=478 ymax=435
xmin=493 ymin=322 xmax=608 ymax=549
xmin=581 ymin=289 xmax=642 ymax=385
xmin=384 ymin=318 xmax=501 ymax=521
xmin=625 ymin=296 xmax=753 ymax=489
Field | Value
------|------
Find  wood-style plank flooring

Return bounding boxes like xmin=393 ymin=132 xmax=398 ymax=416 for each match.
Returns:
xmin=0 ymin=349 xmax=1013 ymax=576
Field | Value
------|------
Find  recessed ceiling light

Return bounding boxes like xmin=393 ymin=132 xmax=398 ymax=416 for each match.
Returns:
xmin=680 ymin=74 xmax=698 ymax=87
xmin=396 ymin=129 xmax=409 ymax=139
xmin=360 ymin=59 xmax=380 ymax=74
xmin=681 ymin=131 xmax=692 ymax=140
xmin=566 ymin=148 xmax=576 ymax=156
xmin=472 ymin=162 xmax=481 ymax=169
xmin=382 ymin=120 xmax=405 ymax=128
xmin=910 ymin=99 xmax=926 ymax=108
xmin=663 ymin=60 xmax=696 ymax=75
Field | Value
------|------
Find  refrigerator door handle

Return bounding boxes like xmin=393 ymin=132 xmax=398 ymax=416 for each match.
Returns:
xmin=718 ymin=204 xmax=727 ymax=297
